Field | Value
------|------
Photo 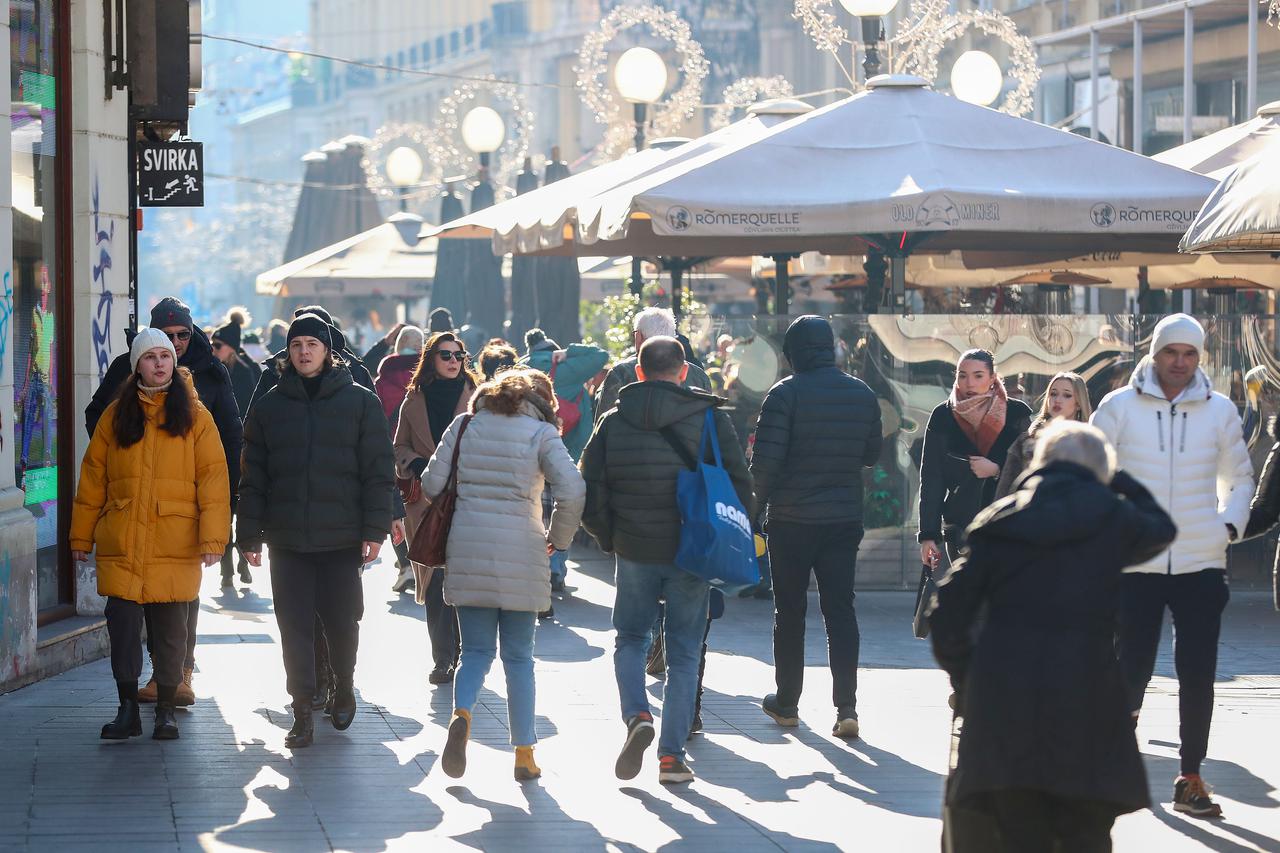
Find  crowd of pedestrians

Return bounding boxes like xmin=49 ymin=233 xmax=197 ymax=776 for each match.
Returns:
xmin=68 ymin=297 xmax=1272 ymax=849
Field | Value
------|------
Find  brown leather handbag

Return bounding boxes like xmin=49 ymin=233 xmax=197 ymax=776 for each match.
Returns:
xmin=408 ymin=414 xmax=472 ymax=568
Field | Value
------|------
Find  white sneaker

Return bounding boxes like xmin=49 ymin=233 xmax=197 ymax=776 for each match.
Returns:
xmin=391 ymin=565 xmax=415 ymax=593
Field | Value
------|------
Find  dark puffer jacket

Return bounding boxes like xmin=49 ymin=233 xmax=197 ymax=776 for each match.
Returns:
xmin=227 ymin=352 xmax=263 ymax=417
xmin=237 ymin=365 xmax=394 ymax=552
xmin=85 ymin=327 xmax=243 ymax=497
xmin=928 ymin=462 xmax=1176 ymax=820
xmin=1244 ymin=416 xmax=1280 ymax=610
xmin=579 ymin=381 xmax=753 ymax=563
xmin=751 ymin=316 xmax=882 ymax=526
xmin=917 ymin=396 xmax=1033 ymax=545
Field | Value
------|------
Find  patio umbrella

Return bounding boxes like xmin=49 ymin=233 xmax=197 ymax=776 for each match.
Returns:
xmin=1154 ymin=102 xmax=1280 ymax=181
xmin=282 ymin=138 xmax=385 ymax=264
xmin=465 ymin=178 xmax=506 ymax=338
xmin=1181 ymin=153 xmax=1280 ymax=253
xmin=507 ymin=161 xmax=541 ymax=345
xmin=535 ymin=156 xmax=584 ymax=345
xmin=431 ymin=189 xmax=469 ymax=320
xmin=1000 ymin=271 xmax=1110 ymax=287
xmin=578 ymin=75 xmax=1217 ymax=306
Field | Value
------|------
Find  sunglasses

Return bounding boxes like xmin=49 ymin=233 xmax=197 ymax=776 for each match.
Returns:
xmin=165 ymin=330 xmax=192 ymax=342
xmin=436 ymin=350 xmax=468 ymax=363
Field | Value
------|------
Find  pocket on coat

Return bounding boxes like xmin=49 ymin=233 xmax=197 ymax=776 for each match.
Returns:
xmin=94 ymin=498 xmax=132 ymax=557
xmin=154 ymin=499 xmax=199 ymax=559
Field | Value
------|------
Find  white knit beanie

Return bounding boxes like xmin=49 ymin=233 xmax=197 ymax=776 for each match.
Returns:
xmin=1150 ymin=313 xmax=1204 ymax=357
xmin=130 ymin=327 xmax=177 ymax=374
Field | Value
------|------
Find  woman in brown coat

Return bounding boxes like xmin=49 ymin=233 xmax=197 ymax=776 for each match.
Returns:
xmin=394 ymin=331 xmax=478 ymax=685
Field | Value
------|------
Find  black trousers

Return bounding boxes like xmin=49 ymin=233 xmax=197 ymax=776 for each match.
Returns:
xmin=144 ymin=598 xmax=199 ymax=670
xmin=982 ymin=789 xmax=1115 ymax=853
xmin=270 ymin=547 xmax=364 ymax=707
xmin=1119 ymin=568 xmax=1229 ymax=775
xmin=768 ymin=520 xmax=864 ymax=712
xmin=424 ymin=567 xmax=459 ymax=672
xmin=107 ymin=597 xmax=187 ymax=688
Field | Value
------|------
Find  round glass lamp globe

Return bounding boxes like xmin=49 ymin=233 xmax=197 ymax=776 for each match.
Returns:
xmin=950 ymin=50 xmax=1004 ymax=106
xmin=385 ymin=146 xmax=424 ymax=187
xmin=614 ymin=47 xmax=668 ymax=104
xmin=461 ymin=107 xmax=506 ymax=154
xmin=837 ymin=0 xmax=900 ymax=16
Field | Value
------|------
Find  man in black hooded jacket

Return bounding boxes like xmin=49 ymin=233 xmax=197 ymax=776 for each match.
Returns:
xmin=751 ymin=315 xmax=882 ymax=740
xmin=246 ymin=305 xmax=375 ymax=412
xmin=82 ymin=296 xmax=242 ymax=707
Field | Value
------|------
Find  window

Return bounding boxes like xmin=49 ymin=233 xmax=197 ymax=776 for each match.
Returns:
xmin=465 ymin=25 xmax=475 ymax=53
xmin=409 ymin=46 xmax=418 ymax=67
xmin=422 ymin=41 xmax=432 ymax=66
xmin=436 ymin=36 xmax=446 ymax=62
xmin=450 ymin=31 xmax=459 ymax=57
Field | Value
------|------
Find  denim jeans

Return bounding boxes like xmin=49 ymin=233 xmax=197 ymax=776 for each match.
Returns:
xmin=613 ymin=557 xmax=710 ymax=760
xmin=550 ymin=550 xmax=568 ymax=583
xmin=453 ymin=606 xmax=538 ymax=747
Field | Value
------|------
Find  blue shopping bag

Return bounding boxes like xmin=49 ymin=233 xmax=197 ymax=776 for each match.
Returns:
xmin=661 ymin=409 xmax=760 ymax=593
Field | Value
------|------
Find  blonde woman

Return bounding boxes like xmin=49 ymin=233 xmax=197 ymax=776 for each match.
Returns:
xmin=995 ymin=372 xmax=1092 ymax=500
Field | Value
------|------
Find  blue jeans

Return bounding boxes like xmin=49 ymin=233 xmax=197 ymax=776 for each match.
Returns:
xmin=550 ymin=550 xmax=568 ymax=583
xmin=453 ymin=607 xmax=538 ymax=747
xmin=613 ymin=557 xmax=710 ymax=760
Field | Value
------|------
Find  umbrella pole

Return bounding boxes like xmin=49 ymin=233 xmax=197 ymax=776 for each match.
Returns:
xmin=890 ymin=255 xmax=907 ymax=314
xmin=671 ymin=261 xmax=684 ymax=320
xmin=772 ymin=254 xmax=791 ymax=316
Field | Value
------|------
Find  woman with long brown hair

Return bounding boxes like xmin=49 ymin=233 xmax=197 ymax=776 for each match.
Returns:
xmin=394 ymin=331 xmax=479 ymax=685
xmin=70 ymin=329 xmax=230 ymax=741
xmin=995 ymin=372 xmax=1093 ymax=499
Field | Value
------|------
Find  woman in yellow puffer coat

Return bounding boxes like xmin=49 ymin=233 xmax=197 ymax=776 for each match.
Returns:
xmin=70 ymin=328 xmax=230 ymax=742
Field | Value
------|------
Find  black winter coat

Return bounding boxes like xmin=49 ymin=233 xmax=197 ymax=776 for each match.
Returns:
xmin=85 ymin=327 xmax=243 ymax=498
xmin=245 ymin=346 xmax=375 ymax=414
xmin=237 ymin=365 xmax=394 ymax=552
xmin=227 ymin=352 xmax=262 ymax=418
xmin=580 ymin=381 xmax=753 ymax=563
xmin=917 ymin=397 xmax=1033 ymax=544
xmin=1243 ymin=416 xmax=1280 ymax=610
xmin=751 ymin=317 xmax=882 ymax=526
xmin=928 ymin=462 xmax=1175 ymax=819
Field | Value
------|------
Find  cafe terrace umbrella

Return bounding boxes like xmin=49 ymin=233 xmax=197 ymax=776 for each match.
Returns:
xmin=535 ymin=156 xmax=584 ymax=345
xmin=578 ymin=75 xmax=1218 ymax=303
xmin=507 ymin=161 xmax=541 ymax=344
xmin=1181 ymin=152 xmax=1280 ymax=254
xmin=431 ymin=189 xmax=470 ymax=319
xmin=1155 ymin=102 xmax=1280 ymax=181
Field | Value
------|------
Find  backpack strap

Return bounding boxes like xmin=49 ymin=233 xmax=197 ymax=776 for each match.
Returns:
xmin=659 ymin=425 xmax=698 ymax=472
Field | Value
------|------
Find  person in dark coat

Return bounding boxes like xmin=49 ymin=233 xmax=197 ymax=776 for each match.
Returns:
xmin=210 ymin=309 xmax=264 ymax=588
xmin=82 ymin=296 xmax=241 ymax=708
xmin=237 ymin=314 xmax=395 ymax=749
xmin=246 ymin=305 xmax=376 ymax=411
xmin=918 ymin=348 xmax=1033 ymax=569
xmin=929 ymin=420 xmax=1176 ymax=853
xmin=751 ymin=316 xmax=882 ymax=738
xmin=1244 ymin=416 xmax=1280 ymax=611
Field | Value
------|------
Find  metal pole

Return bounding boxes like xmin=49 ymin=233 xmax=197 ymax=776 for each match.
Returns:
xmin=863 ymin=250 xmax=887 ymax=315
xmin=890 ymin=255 xmax=906 ymax=313
xmin=1132 ymin=21 xmax=1144 ymax=153
xmin=860 ymin=17 xmax=882 ymax=81
xmin=671 ymin=263 xmax=684 ymax=320
xmin=398 ymin=186 xmax=407 ymax=213
xmin=1090 ymin=29 xmax=1099 ymax=140
xmin=1248 ymin=0 xmax=1259 ymax=118
xmin=1183 ymin=6 xmax=1194 ymax=144
xmin=630 ymin=103 xmax=647 ymax=299
xmin=772 ymin=255 xmax=790 ymax=316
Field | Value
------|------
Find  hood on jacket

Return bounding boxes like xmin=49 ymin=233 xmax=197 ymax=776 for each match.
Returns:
xmin=975 ymin=461 xmax=1117 ymax=547
xmin=616 ymin=381 xmax=723 ymax=431
xmin=1128 ymin=356 xmax=1212 ymax=403
xmin=782 ymin=316 xmax=836 ymax=372
xmin=377 ymin=353 xmax=419 ymax=379
xmin=179 ymin=326 xmax=221 ymax=377
xmin=276 ymin=364 xmax=355 ymax=401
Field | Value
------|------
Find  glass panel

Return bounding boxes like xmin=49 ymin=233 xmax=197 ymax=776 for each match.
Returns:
xmin=10 ymin=0 xmax=64 ymax=610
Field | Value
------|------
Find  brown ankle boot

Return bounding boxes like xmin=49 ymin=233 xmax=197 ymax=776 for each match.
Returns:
xmin=137 ymin=676 xmax=159 ymax=704
xmin=173 ymin=667 xmax=195 ymax=707
xmin=514 ymin=746 xmax=541 ymax=781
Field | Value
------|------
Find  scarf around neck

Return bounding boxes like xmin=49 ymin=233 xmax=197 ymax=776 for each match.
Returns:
xmin=424 ymin=376 xmax=467 ymax=446
xmin=949 ymin=375 xmax=1008 ymax=457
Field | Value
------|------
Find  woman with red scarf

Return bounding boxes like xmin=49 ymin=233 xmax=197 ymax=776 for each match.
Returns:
xmin=918 ymin=349 xmax=1032 ymax=569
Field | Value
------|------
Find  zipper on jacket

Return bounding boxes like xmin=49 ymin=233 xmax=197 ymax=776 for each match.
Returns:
xmin=1180 ymin=411 xmax=1188 ymax=453
xmin=1156 ymin=411 xmax=1165 ymax=452
xmin=304 ymin=395 xmax=314 ymax=538
xmin=1167 ymin=403 xmax=1177 ymax=574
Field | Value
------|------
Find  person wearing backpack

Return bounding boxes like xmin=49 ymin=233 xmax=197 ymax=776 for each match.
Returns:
xmin=580 ymin=336 xmax=753 ymax=785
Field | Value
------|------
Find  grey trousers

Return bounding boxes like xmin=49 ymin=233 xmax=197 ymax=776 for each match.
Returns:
xmin=106 ymin=597 xmax=188 ymax=688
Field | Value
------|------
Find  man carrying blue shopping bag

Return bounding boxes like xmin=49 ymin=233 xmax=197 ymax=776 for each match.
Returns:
xmin=580 ymin=336 xmax=753 ymax=786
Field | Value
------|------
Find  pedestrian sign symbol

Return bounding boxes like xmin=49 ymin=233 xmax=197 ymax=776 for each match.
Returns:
xmin=138 ymin=141 xmax=204 ymax=207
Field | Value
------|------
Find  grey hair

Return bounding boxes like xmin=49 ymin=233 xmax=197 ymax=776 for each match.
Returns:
xmin=1031 ymin=420 xmax=1116 ymax=483
xmin=633 ymin=307 xmax=676 ymax=340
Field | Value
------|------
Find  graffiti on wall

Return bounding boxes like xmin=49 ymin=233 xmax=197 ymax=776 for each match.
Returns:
xmin=0 ymin=271 xmax=12 ymax=376
xmin=91 ymin=180 xmax=115 ymax=381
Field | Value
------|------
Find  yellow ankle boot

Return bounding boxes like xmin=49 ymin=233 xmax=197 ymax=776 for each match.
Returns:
xmin=514 ymin=745 xmax=541 ymax=781
xmin=442 ymin=709 xmax=471 ymax=778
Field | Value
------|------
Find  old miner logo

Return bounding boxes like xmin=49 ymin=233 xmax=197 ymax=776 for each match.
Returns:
xmin=891 ymin=195 xmax=1000 ymax=227
xmin=1091 ymin=203 xmax=1117 ymax=228
xmin=666 ymin=206 xmax=692 ymax=232
xmin=916 ymin=194 xmax=960 ymax=227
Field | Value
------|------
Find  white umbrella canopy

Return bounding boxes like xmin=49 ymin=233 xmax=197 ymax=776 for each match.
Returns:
xmin=421 ymin=99 xmax=833 ymax=257
xmin=1154 ymin=102 xmax=1280 ymax=181
xmin=1181 ymin=152 xmax=1280 ymax=254
xmin=578 ymin=75 xmax=1218 ymax=257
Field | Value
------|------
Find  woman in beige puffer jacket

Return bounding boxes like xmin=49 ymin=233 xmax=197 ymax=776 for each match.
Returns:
xmin=423 ymin=368 xmax=585 ymax=781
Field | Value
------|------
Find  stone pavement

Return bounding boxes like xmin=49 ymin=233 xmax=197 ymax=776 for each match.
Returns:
xmin=1 ymin=548 xmax=1279 ymax=852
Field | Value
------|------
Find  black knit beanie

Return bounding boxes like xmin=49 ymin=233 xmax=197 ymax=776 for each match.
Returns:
xmin=150 ymin=297 xmax=193 ymax=330
xmin=287 ymin=313 xmax=333 ymax=351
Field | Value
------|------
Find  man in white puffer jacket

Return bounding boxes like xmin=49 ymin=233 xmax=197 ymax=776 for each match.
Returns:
xmin=1091 ymin=313 xmax=1254 ymax=819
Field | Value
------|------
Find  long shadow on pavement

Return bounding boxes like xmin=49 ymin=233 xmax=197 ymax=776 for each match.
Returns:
xmin=447 ymin=785 xmax=646 ymax=851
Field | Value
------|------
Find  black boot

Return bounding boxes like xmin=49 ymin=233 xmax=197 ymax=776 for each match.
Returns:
xmin=330 ymin=681 xmax=356 ymax=731
xmin=312 ymin=668 xmax=332 ymax=713
xmin=101 ymin=682 xmax=142 ymax=740
xmin=152 ymin=703 xmax=180 ymax=740
xmin=285 ymin=704 xmax=314 ymax=749
xmin=238 ymin=560 xmax=252 ymax=585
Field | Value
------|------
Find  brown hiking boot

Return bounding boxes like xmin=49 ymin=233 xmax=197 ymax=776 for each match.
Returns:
xmin=173 ymin=667 xmax=195 ymax=707
xmin=137 ymin=676 xmax=159 ymax=704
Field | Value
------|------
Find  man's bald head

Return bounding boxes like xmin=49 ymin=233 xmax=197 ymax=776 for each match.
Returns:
xmin=637 ymin=336 xmax=688 ymax=384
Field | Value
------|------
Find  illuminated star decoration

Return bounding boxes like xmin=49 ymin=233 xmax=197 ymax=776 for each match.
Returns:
xmin=576 ymin=3 xmax=710 ymax=163
xmin=711 ymin=75 xmax=796 ymax=130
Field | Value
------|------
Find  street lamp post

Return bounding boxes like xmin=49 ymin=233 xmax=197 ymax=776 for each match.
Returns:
xmin=614 ymin=46 xmax=669 ymax=299
xmin=461 ymin=106 xmax=508 ymax=335
xmin=385 ymin=145 xmax=424 ymax=213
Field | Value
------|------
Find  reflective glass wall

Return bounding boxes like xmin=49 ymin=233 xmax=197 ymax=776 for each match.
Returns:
xmin=684 ymin=313 xmax=1279 ymax=589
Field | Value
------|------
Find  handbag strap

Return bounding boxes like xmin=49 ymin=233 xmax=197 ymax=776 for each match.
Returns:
xmin=700 ymin=408 xmax=724 ymax=469
xmin=442 ymin=414 xmax=473 ymax=493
